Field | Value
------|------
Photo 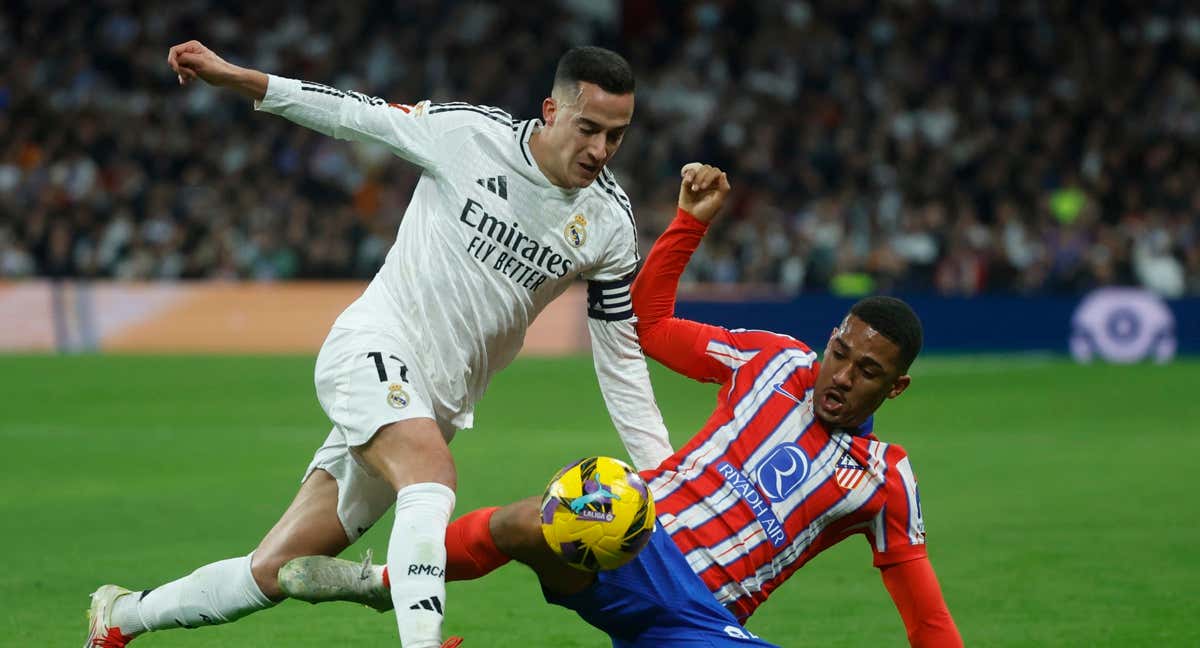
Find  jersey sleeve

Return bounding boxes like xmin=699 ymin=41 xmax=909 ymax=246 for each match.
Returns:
xmin=866 ymin=448 xmax=929 ymax=567
xmin=880 ymin=557 xmax=963 ymax=647
xmin=587 ymin=318 xmax=674 ymax=470
xmin=254 ymin=75 xmax=499 ymax=173
xmin=581 ymin=172 xmax=640 ymax=289
xmin=581 ymin=175 xmax=673 ymax=470
xmin=633 ymin=208 xmax=804 ymax=385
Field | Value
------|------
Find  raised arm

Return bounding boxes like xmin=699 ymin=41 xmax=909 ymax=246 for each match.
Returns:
xmin=634 ymin=165 xmax=785 ymax=383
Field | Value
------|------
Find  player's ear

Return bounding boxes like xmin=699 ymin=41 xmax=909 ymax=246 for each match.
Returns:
xmin=887 ymin=374 xmax=911 ymax=399
xmin=542 ymin=97 xmax=558 ymax=127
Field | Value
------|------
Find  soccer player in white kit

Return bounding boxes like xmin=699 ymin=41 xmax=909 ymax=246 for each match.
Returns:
xmin=84 ymin=41 xmax=673 ymax=648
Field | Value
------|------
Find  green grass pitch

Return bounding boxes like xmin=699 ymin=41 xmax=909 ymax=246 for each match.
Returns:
xmin=2 ymin=353 xmax=1198 ymax=646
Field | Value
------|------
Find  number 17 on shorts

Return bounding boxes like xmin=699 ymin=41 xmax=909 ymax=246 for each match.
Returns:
xmin=314 ymin=328 xmax=439 ymax=447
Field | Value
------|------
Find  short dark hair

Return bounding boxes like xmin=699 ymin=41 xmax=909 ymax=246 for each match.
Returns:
xmin=553 ymin=46 xmax=635 ymax=96
xmin=849 ymin=296 xmax=923 ymax=373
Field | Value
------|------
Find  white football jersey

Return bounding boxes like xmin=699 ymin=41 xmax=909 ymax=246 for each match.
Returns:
xmin=256 ymin=76 xmax=672 ymax=469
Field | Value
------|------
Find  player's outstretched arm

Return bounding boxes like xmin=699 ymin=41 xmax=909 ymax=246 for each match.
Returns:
xmin=879 ymin=558 xmax=964 ymax=647
xmin=167 ymin=40 xmax=444 ymax=170
xmin=168 ymin=40 xmax=267 ymax=101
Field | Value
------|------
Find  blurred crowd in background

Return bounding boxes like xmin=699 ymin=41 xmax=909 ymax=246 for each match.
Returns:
xmin=2 ymin=0 xmax=1198 ymax=296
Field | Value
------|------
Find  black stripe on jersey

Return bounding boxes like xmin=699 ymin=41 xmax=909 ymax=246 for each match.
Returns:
xmin=594 ymin=172 xmax=638 ymax=261
xmin=299 ymin=83 xmax=347 ymax=99
xmin=300 ymin=81 xmax=343 ymax=94
xmin=433 ymin=102 xmax=514 ymax=120
xmin=429 ymin=102 xmax=516 ymax=125
xmin=300 ymin=83 xmax=388 ymax=107
xmin=427 ymin=103 xmax=511 ymax=118
xmin=518 ymin=120 xmax=535 ymax=166
xmin=299 ymin=84 xmax=383 ymax=106
xmin=596 ymin=171 xmax=634 ymax=220
xmin=587 ymin=276 xmax=634 ymax=321
xmin=601 ymin=168 xmax=634 ymax=211
xmin=346 ymin=90 xmax=386 ymax=106
xmin=427 ymin=105 xmax=517 ymax=130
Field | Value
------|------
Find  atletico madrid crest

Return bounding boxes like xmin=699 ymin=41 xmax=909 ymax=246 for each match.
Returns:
xmin=834 ymin=451 xmax=867 ymax=490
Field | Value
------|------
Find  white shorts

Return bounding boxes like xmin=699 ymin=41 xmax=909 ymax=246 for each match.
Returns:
xmin=305 ymin=326 xmax=457 ymax=542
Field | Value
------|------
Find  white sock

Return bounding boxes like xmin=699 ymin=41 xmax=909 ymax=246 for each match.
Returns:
xmin=110 ymin=554 xmax=275 ymax=635
xmin=388 ymin=482 xmax=455 ymax=648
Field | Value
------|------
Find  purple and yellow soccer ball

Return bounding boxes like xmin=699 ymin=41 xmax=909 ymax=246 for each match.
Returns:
xmin=540 ymin=456 xmax=656 ymax=572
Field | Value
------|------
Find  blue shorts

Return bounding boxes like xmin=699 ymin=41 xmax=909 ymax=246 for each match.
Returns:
xmin=544 ymin=523 xmax=778 ymax=647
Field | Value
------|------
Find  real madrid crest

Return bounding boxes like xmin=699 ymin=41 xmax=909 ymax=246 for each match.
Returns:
xmin=386 ymin=383 xmax=409 ymax=409
xmin=564 ymin=213 xmax=588 ymax=248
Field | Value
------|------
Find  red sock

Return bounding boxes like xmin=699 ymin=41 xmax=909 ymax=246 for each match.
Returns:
xmin=445 ymin=506 xmax=510 ymax=581
xmin=382 ymin=506 xmax=510 ymax=588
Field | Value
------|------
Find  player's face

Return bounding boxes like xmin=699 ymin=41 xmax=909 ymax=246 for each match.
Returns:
xmin=540 ymin=82 xmax=633 ymax=188
xmin=813 ymin=315 xmax=911 ymax=429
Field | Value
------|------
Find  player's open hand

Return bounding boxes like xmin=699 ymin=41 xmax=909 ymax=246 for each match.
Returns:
xmin=678 ymin=163 xmax=731 ymax=224
xmin=167 ymin=40 xmax=239 ymax=87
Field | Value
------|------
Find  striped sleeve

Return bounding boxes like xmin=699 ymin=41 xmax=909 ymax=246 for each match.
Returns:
xmin=632 ymin=208 xmax=808 ymax=383
xmin=582 ymin=170 xmax=640 ymax=288
xmin=868 ymin=448 xmax=928 ymax=567
xmin=255 ymin=75 xmax=512 ymax=172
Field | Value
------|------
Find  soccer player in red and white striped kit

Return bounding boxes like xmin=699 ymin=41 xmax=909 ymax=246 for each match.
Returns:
xmin=285 ymin=164 xmax=963 ymax=646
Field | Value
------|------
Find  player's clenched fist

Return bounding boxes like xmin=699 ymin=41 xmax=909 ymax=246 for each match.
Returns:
xmin=678 ymin=162 xmax=731 ymax=224
xmin=167 ymin=40 xmax=238 ymax=87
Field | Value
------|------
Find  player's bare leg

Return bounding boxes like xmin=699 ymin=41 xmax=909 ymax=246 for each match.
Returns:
xmin=251 ymin=468 xmax=352 ymax=598
xmin=87 ymin=469 xmax=349 ymax=645
xmin=355 ymin=417 xmax=457 ymax=648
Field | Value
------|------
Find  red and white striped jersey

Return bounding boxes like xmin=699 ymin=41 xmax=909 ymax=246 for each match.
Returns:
xmin=640 ymin=328 xmax=927 ymax=620
xmin=630 ymin=210 xmax=955 ymax=639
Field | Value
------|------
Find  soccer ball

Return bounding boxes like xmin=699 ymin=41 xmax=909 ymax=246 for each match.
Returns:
xmin=540 ymin=456 xmax=656 ymax=572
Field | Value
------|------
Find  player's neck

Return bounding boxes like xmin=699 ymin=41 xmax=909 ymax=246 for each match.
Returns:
xmin=527 ymin=129 xmax=572 ymax=190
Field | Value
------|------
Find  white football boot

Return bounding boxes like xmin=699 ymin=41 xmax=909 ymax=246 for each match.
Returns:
xmin=278 ymin=550 xmax=391 ymax=612
xmin=84 ymin=585 xmax=136 ymax=647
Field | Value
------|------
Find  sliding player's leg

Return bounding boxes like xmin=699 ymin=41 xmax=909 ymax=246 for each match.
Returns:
xmin=279 ymin=501 xmax=775 ymax=646
xmin=85 ymin=467 xmax=352 ymax=646
xmin=279 ymin=496 xmax=594 ymax=609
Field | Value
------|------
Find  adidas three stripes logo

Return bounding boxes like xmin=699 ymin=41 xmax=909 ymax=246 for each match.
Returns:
xmin=410 ymin=595 xmax=444 ymax=615
xmin=476 ymin=175 xmax=508 ymax=200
